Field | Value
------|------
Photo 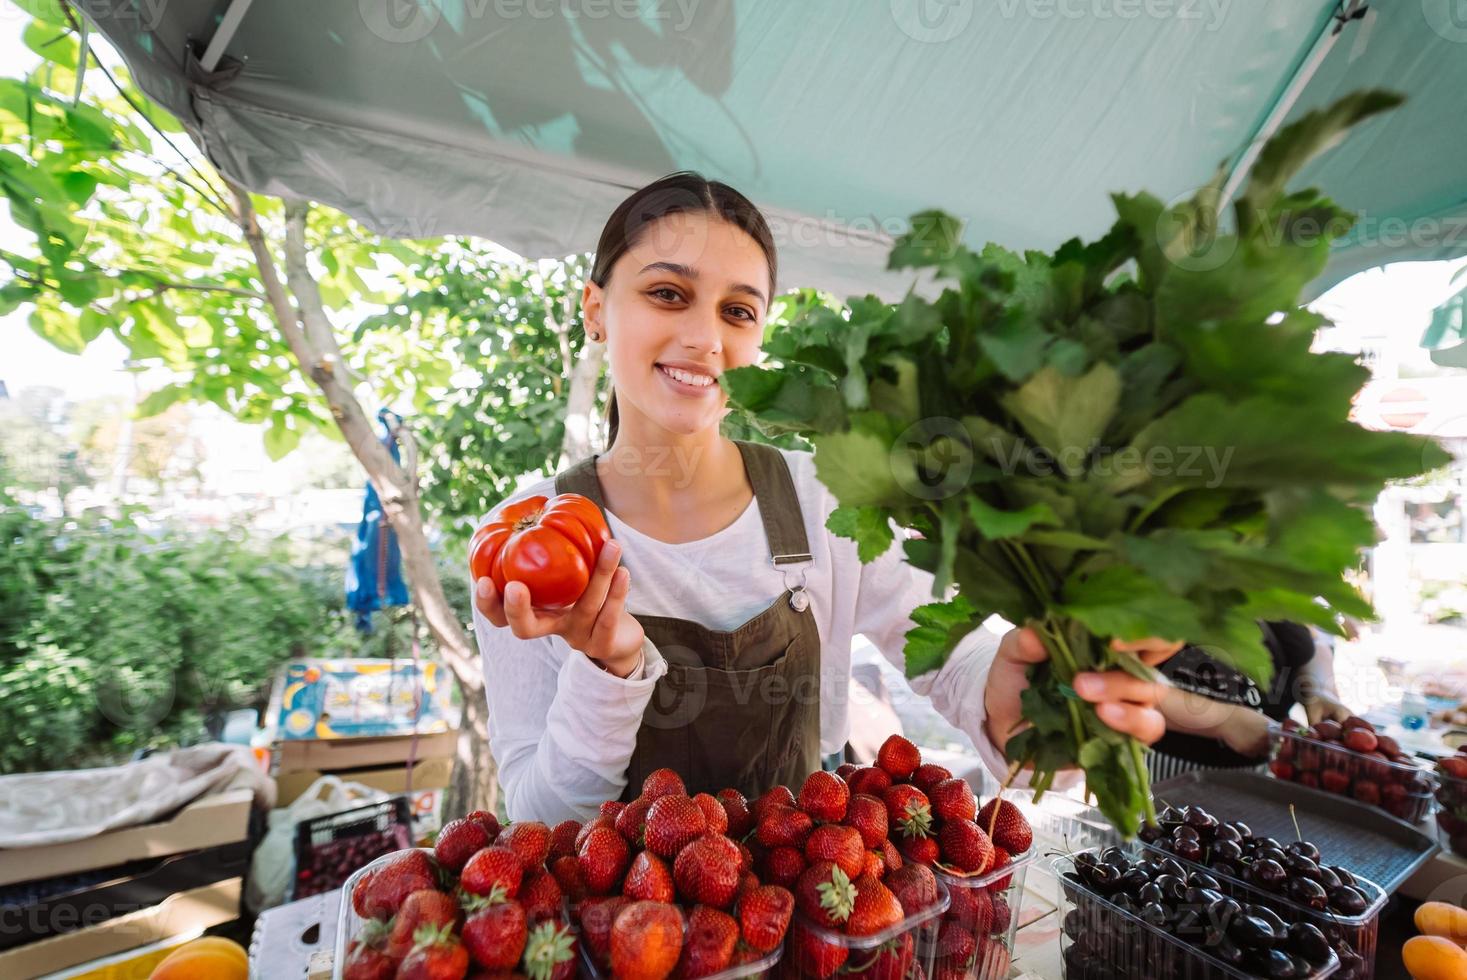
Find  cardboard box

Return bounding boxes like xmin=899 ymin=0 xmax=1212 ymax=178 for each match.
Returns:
xmin=273 ymin=756 xmax=454 ymax=808
xmin=0 ymin=790 xmax=253 ymax=889
xmin=274 ymin=729 xmax=456 ymax=774
xmin=0 ymin=878 xmax=240 ymax=979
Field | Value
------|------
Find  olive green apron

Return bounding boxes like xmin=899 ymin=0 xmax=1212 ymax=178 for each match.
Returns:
xmin=555 ymin=441 xmax=823 ymax=801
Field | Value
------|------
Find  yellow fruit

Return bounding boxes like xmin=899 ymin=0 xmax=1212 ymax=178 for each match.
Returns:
xmin=149 ymin=937 xmax=248 ymax=979
xmin=1415 ymin=901 xmax=1467 ymax=944
xmin=1402 ymin=935 xmax=1467 ymax=980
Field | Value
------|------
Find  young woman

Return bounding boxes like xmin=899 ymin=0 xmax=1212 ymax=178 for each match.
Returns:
xmin=470 ymin=172 xmax=1183 ymax=822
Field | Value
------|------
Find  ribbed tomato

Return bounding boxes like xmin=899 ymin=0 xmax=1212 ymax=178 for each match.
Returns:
xmin=469 ymin=493 xmax=611 ymax=608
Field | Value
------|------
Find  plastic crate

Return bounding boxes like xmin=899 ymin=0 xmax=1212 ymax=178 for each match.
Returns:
xmin=293 ymin=796 xmax=413 ymax=900
xmin=781 ymin=876 xmax=950 ymax=979
xmin=1054 ymin=849 xmax=1341 ymax=980
xmin=934 ymin=850 xmax=1036 ymax=980
xmin=1435 ymin=765 xmax=1467 ymax=858
xmin=1268 ymin=725 xmax=1437 ymax=824
xmin=1136 ymin=839 xmax=1384 ymax=980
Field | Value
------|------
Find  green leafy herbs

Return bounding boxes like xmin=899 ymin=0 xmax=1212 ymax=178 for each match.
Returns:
xmin=724 ymin=90 xmax=1448 ymax=837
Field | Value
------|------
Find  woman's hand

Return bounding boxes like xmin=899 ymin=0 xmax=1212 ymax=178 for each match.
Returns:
xmin=1156 ymin=686 xmax=1272 ymax=758
xmin=984 ymin=628 xmax=1184 ymax=755
xmin=474 ymin=540 xmax=646 ymax=677
xmin=1302 ymin=692 xmax=1353 ymax=726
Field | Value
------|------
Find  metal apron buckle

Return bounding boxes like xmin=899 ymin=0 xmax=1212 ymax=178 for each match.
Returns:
xmin=772 ymin=554 xmax=813 ymax=612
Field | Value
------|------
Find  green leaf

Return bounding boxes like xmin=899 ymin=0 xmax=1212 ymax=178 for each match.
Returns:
xmin=137 ymin=385 xmax=190 ymax=418
xmin=902 ymin=595 xmax=979 ymax=678
xmin=1000 ymin=363 xmax=1121 ymax=476
xmin=721 ymin=366 xmax=847 ymax=435
xmin=263 ymin=417 xmax=302 ymax=461
xmin=979 ymin=310 xmax=1051 ymax=381
xmin=889 ymin=210 xmax=966 ymax=273
xmin=23 ymin=21 xmax=79 ymax=68
xmin=28 ymin=304 xmax=84 ymax=353
xmin=1058 ymin=565 xmax=1202 ymax=643
xmin=826 ymin=506 xmax=895 ymax=564
xmin=967 ymin=496 xmax=1058 ymax=540
xmin=811 ymin=419 xmax=914 ymax=508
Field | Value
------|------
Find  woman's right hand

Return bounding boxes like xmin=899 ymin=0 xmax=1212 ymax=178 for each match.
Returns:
xmin=474 ymin=540 xmax=646 ymax=677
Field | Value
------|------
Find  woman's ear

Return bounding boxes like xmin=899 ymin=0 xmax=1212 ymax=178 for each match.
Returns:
xmin=583 ymin=281 xmax=605 ymax=343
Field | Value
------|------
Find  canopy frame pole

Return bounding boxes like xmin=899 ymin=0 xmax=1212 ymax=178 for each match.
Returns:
xmin=199 ymin=0 xmax=255 ymax=72
xmin=1216 ymin=0 xmax=1370 ymax=214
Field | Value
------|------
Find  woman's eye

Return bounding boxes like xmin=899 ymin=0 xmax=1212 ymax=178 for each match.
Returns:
xmin=726 ymin=306 xmax=756 ymax=322
xmin=650 ymin=287 xmax=682 ymax=303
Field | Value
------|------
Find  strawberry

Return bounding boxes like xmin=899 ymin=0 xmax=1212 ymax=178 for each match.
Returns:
xmin=519 ymin=869 xmax=564 ymax=922
xmin=548 ymin=820 xmax=581 ymax=859
xmin=988 ymin=846 xmax=1014 ymax=890
xmin=351 ymin=867 xmax=380 ymax=918
xmin=736 ymin=841 xmax=754 ymax=875
xmin=755 ymin=805 xmax=813 ymax=848
xmin=462 ymin=897 xmax=527 ymax=970
xmin=575 ymin=895 xmax=627 ymax=967
xmin=641 ymin=768 xmax=687 ymax=800
xmin=674 ymin=833 xmax=742 ymax=908
xmin=500 ymin=822 xmax=552 ymax=870
xmin=692 ymin=792 xmax=729 ymax=835
xmin=399 ymin=922 xmax=470 ymax=980
xmin=791 ymin=920 xmax=847 ymax=978
xmin=863 ymin=850 xmax=885 ymax=879
xmin=644 ymin=795 xmax=707 ymax=858
xmin=930 ymin=778 xmax=977 ymax=823
xmin=342 ymin=938 xmax=396 ymax=980
xmin=880 ymin=838 xmax=903 ymax=873
xmin=847 ymin=874 xmax=903 ymax=935
xmin=577 ymin=825 xmax=631 ymax=894
xmin=835 ymin=763 xmax=859 ymax=780
xmin=461 ymin=847 xmax=524 ymax=899
xmin=882 ymin=785 xmax=934 ymax=840
xmin=846 ymin=766 xmax=893 ymax=798
xmin=521 ymin=920 xmax=577 ymax=980
xmin=990 ymin=895 xmax=1012 ymax=934
xmin=764 ymin=845 xmax=807 ymax=888
xmin=575 ymin=814 xmax=616 ymax=852
xmin=898 ymin=835 xmax=939 ymax=866
xmin=884 ymin=863 xmax=939 ymax=915
xmin=936 ymin=920 xmax=977 ymax=963
xmin=866 ymin=932 xmax=916 ymax=980
xmin=737 ymin=884 xmax=794 ymax=952
xmin=436 ymin=818 xmax=493 ymax=873
xmin=798 ymin=770 xmax=850 ymax=822
xmin=613 ymin=798 xmax=652 ymax=845
xmin=549 ymin=855 xmax=587 ymax=904
xmin=842 ymin=793 xmax=888 ymax=848
xmin=911 ymin=763 xmax=954 ymax=795
xmin=737 ymin=870 xmax=761 ymax=900
xmin=599 ymin=800 xmax=627 ymax=820
xmin=938 ymin=819 xmax=994 ymax=874
xmin=387 ymin=889 xmax=460 ymax=960
xmin=750 ymin=785 xmax=796 ymax=822
xmin=465 ymin=810 xmax=503 ymax=843
xmin=677 ymin=905 xmax=739 ymax=978
xmin=946 ymin=882 xmax=992 ymax=935
xmin=715 ymin=789 xmax=754 ymax=838
xmin=359 ymin=857 xmax=436 ymax=919
xmin=795 ymin=861 xmax=857 ymax=929
xmin=609 ymin=900 xmax=684 ymax=980
xmin=623 ymin=851 xmax=675 ymax=903
xmin=803 ymin=823 xmax=866 ymax=879
xmin=975 ymin=798 xmax=1033 ymax=855
xmin=876 ymin=735 xmax=922 ymax=780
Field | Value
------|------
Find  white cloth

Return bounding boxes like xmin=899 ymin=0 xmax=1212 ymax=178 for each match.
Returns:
xmin=470 ymin=447 xmax=1016 ymax=823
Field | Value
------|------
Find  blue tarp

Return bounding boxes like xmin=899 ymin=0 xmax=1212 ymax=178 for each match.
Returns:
xmin=345 ymin=409 xmax=411 ymax=633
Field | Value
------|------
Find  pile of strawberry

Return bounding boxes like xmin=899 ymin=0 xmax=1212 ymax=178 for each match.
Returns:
xmin=761 ymin=735 xmax=1034 ymax=980
xmin=342 ymin=811 xmax=578 ymax=980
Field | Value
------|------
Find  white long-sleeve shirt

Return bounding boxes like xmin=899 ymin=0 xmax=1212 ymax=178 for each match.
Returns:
xmin=470 ymin=447 xmax=1015 ymax=823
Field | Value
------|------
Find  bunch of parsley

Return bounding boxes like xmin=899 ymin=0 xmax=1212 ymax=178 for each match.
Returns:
xmin=723 ymin=91 xmax=1449 ymax=836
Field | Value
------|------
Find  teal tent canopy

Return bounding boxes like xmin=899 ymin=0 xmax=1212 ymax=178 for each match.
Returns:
xmin=79 ymin=0 xmax=1467 ymax=301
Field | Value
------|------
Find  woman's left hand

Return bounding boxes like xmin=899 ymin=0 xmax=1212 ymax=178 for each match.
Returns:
xmin=984 ymin=628 xmax=1184 ymax=754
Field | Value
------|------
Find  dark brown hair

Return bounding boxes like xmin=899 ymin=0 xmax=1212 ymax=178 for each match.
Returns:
xmin=589 ymin=171 xmax=778 ymax=448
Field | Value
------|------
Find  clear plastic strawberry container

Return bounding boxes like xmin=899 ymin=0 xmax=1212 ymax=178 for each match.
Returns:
xmin=1136 ymin=839 xmax=1385 ymax=980
xmin=1054 ymin=849 xmax=1342 ymax=980
xmin=1267 ymin=724 xmax=1437 ymax=824
xmin=780 ymin=876 xmax=950 ymax=979
xmin=1434 ymin=766 xmax=1467 ymax=858
xmin=333 ymin=847 xmax=438 ymax=980
xmin=933 ymin=850 xmax=1037 ymax=980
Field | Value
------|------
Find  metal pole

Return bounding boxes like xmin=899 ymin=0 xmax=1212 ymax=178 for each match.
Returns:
xmin=199 ymin=0 xmax=256 ymax=73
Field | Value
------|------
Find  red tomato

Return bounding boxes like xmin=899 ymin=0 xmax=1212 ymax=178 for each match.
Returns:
xmin=468 ymin=493 xmax=611 ymax=608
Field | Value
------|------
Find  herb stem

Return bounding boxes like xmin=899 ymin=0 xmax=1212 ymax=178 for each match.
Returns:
xmin=1128 ymin=737 xmax=1157 ymax=827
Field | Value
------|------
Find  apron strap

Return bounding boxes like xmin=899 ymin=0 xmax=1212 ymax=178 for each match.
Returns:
xmin=554 ymin=442 xmax=811 ymax=567
xmin=733 ymin=441 xmax=812 ymax=567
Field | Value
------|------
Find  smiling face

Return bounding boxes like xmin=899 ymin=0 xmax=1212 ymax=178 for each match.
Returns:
xmin=585 ymin=209 xmax=772 ymax=440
